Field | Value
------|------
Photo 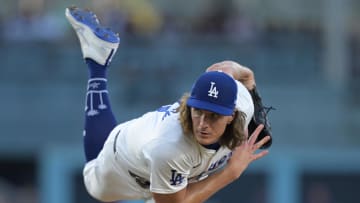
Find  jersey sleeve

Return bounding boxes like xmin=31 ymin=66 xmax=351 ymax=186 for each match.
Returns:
xmin=235 ymin=81 xmax=254 ymax=127
xmin=143 ymin=139 xmax=193 ymax=194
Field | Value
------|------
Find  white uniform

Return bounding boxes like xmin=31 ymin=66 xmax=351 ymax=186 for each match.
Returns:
xmin=83 ymin=81 xmax=254 ymax=202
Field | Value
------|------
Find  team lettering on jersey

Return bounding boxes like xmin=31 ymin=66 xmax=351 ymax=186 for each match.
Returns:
xmin=188 ymin=151 xmax=233 ymax=183
xmin=157 ymin=104 xmax=177 ymax=120
xmin=209 ymin=151 xmax=232 ymax=172
xmin=188 ymin=172 xmax=208 ymax=183
xmin=208 ymin=154 xmax=228 ymax=171
xmin=169 ymin=170 xmax=185 ymax=186
xmin=208 ymin=82 xmax=219 ymax=98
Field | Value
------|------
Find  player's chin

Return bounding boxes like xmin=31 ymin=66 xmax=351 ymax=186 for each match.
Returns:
xmin=194 ymin=134 xmax=217 ymax=146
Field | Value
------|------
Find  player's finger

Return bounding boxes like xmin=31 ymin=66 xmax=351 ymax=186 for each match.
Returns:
xmin=248 ymin=124 xmax=264 ymax=145
xmin=254 ymin=136 xmax=271 ymax=150
xmin=253 ymin=150 xmax=269 ymax=161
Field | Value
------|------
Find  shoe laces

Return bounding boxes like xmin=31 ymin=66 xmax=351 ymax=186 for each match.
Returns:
xmin=257 ymin=106 xmax=275 ymax=127
xmin=262 ymin=106 xmax=276 ymax=115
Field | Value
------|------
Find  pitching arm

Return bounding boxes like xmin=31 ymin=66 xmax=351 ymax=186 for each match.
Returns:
xmin=205 ymin=60 xmax=256 ymax=90
xmin=152 ymin=125 xmax=270 ymax=203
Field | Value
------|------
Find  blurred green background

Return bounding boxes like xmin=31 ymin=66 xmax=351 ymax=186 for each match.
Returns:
xmin=0 ymin=0 xmax=359 ymax=203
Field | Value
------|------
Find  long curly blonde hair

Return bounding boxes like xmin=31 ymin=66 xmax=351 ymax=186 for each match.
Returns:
xmin=177 ymin=93 xmax=247 ymax=150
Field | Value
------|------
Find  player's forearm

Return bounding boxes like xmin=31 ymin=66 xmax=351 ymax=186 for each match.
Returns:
xmin=232 ymin=66 xmax=256 ymax=90
xmin=183 ymin=168 xmax=242 ymax=203
xmin=206 ymin=61 xmax=256 ymax=90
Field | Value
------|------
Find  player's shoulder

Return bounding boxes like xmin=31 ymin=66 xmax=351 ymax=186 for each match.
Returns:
xmin=143 ymin=132 xmax=199 ymax=166
xmin=142 ymin=102 xmax=199 ymax=165
xmin=130 ymin=102 xmax=180 ymax=128
xmin=146 ymin=132 xmax=196 ymax=155
xmin=235 ymin=80 xmax=252 ymax=100
xmin=155 ymin=102 xmax=180 ymax=120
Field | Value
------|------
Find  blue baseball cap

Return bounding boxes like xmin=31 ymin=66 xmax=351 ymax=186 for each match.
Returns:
xmin=187 ymin=71 xmax=237 ymax=116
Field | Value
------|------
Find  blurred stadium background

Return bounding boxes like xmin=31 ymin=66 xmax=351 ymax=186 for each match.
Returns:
xmin=0 ymin=0 xmax=359 ymax=202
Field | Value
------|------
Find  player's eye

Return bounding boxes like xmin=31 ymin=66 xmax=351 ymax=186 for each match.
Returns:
xmin=191 ymin=108 xmax=223 ymax=122
xmin=209 ymin=113 xmax=220 ymax=121
xmin=207 ymin=113 xmax=221 ymax=122
xmin=191 ymin=108 xmax=202 ymax=117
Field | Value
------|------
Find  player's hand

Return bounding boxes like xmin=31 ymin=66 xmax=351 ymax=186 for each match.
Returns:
xmin=226 ymin=124 xmax=270 ymax=180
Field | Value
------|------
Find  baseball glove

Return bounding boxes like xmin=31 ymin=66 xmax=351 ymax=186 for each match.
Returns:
xmin=248 ymin=87 xmax=274 ymax=149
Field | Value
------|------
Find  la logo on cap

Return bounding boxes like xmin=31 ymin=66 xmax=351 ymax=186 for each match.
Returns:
xmin=208 ymin=82 xmax=219 ymax=98
xmin=186 ymin=71 xmax=236 ymax=116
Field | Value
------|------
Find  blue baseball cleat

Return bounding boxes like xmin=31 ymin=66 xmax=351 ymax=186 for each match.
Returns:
xmin=65 ymin=6 xmax=120 ymax=66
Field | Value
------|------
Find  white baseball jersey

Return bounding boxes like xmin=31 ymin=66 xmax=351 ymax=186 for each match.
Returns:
xmin=83 ymin=81 xmax=254 ymax=202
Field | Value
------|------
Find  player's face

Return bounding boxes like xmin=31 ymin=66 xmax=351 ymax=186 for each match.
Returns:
xmin=190 ymin=107 xmax=234 ymax=146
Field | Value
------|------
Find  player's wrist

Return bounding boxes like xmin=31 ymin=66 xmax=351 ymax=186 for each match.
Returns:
xmin=235 ymin=68 xmax=256 ymax=90
xmin=244 ymin=80 xmax=256 ymax=90
xmin=222 ymin=164 xmax=247 ymax=181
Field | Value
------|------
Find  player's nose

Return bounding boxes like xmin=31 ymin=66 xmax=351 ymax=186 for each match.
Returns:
xmin=198 ymin=114 xmax=209 ymax=128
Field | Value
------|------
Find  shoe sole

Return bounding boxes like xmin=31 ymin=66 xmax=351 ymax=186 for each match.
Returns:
xmin=65 ymin=6 xmax=120 ymax=44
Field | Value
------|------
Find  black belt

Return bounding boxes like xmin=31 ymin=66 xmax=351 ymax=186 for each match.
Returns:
xmin=128 ymin=170 xmax=151 ymax=189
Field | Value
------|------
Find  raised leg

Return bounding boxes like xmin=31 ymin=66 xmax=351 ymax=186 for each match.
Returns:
xmin=65 ymin=6 xmax=120 ymax=161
